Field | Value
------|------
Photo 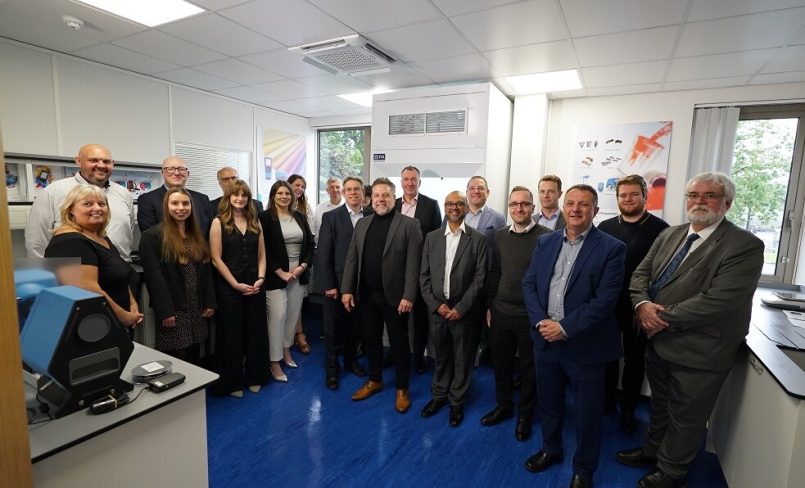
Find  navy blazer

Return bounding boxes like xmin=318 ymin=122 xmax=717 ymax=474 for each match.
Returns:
xmin=258 ymin=210 xmax=315 ymax=290
xmin=315 ymin=205 xmax=372 ymax=292
xmin=137 ymin=185 xmax=213 ymax=236
xmin=522 ymin=226 xmax=625 ymax=365
xmin=395 ymin=193 xmax=442 ymax=239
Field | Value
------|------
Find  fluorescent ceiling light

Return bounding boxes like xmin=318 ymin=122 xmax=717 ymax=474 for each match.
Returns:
xmin=337 ymin=90 xmax=392 ymax=108
xmin=504 ymin=69 xmax=582 ymax=95
xmin=74 ymin=0 xmax=204 ymax=27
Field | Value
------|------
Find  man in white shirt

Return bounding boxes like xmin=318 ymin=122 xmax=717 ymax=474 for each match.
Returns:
xmin=314 ymin=177 xmax=343 ymax=242
xmin=25 ymin=143 xmax=135 ymax=261
xmin=534 ymin=175 xmax=566 ymax=230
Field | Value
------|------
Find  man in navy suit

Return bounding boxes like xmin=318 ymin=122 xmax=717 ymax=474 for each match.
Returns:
xmin=522 ymin=184 xmax=626 ymax=488
xmin=137 ymin=155 xmax=212 ymax=236
xmin=317 ymin=176 xmax=371 ymax=390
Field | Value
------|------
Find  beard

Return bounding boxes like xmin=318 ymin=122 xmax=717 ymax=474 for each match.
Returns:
xmin=618 ymin=202 xmax=645 ymax=218
xmin=687 ymin=205 xmax=720 ymax=227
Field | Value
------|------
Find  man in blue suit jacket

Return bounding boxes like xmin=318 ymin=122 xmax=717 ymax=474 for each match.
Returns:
xmin=522 ymin=184 xmax=626 ymax=488
xmin=316 ymin=176 xmax=372 ymax=390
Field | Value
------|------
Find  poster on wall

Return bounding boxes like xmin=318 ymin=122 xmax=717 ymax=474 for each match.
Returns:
xmin=63 ymin=167 xmax=161 ymax=202
xmin=258 ymin=127 xmax=306 ymax=201
xmin=572 ymin=121 xmax=672 ymax=224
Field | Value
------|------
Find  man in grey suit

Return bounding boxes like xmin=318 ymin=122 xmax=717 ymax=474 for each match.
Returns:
xmin=419 ymin=191 xmax=488 ymax=427
xmin=342 ymin=178 xmax=423 ymax=414
xmin=617 ymin=172 xmax=764 ymax=488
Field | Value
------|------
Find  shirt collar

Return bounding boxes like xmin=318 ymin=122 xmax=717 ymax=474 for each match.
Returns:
xmin=509 ymin=220 xmax=536 ymax=233
xmin=541 ymin=208 xmax=561 ymax=220
xmin=563 ymin=225 xmax=591 ymax=244
xmin=74 ymin=172 xmax=110 ymax=189
xmin=444 ymin=221 xmax=467 ymax=236
xmin=689 ymin=217 xmax=723 ymax=242
xmin=468 ymin=204 xmax=487 ymax=216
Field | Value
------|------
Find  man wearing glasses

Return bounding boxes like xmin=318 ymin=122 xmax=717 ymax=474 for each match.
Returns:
xmin=617 ymin=172 xmax=764 ymax=488
xmin=209 ymin=166 xmax=263 ymax=217
xmin=137 ymin=155 xmax=212 ymax=235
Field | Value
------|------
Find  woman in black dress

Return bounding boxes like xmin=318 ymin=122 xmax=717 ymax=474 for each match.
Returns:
xmin=209 ymin=180 xmax=269 ymax=397
xmin=44 ymin=185 xmax=143 ymax=328
xmin=139 ymin=188 xmax=215 ymax=364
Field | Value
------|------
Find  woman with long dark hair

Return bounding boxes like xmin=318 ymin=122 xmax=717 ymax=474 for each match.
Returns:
xmin=209 ymin=180 xmax=269 ymax=397
xmin=287 ymin=174 xmax=314 ymax=354
xmin=259 ymin=180 xmax=314 ymax=382
xmin=140 ymin=188 xmax=216 ymax=364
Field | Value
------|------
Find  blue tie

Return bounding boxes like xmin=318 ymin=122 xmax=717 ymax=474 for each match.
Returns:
xmin=649 ymin=233 xmax=700 ymax=300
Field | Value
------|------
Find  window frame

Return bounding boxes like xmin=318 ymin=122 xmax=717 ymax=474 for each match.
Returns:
xmin=315 ymin=126 xmax=371 ymax=205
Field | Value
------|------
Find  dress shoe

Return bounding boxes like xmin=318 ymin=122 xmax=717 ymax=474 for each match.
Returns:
xmin=248 ymin=385 xmax=261 ymax=394
xmin=637 ymin=469 xmax=688 ymax=488
xmin=415 ymin=356 xmax=427 ymax=374
xmin=395 ymin=389 xmax=410 ymax=413
xmin=616 ymin=447 xmax=657 ymax=467
xmin=284 ymin=358 xmax=298 ymax=369
xmin=351 ymin=380 xmax=383 ymax=401
xmin=515 ymin=415 xmax=532 ymax=442
xmin=621 ymin=409 xmax=638 ymax=434
xmin=271 ymin=371 xmax=288 ymax=383
xmin=525 ymin=451 xmax=563 ymax=473
xmin=325 ymin=376 xmax=339 ymax=390
xmin=448 ymin=405 xmax=464 ymax=427
xmin=348 ymin=361 xmax=366 ymax=377
xmin=420 ymin=398 xmax=446 ymax=418
xmin=480 ymin=406 xmax=513 ymax=426
xmin=570 ymin=473 xmax=593 ymax=488
xmin=229 ymin=390 xmax=243 ymax=398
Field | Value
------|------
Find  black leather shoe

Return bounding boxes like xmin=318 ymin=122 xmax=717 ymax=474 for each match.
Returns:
xmin=448 ymin=405 xmax=464 ymax=427
xmin=480 ymin=406 xmax=513 ymax=426
xmin=570 ymin=474 xmax=593 ymax=488
xmin=620 ymin=409 xmax=637 ymax=434
xmin=524 ymin=451 xmax=563 ymax=473
xmin=415 ymin=356 xmax=427 ymax=374
xmin=420 ymin=398 xmax=447 ymax=418
xmin=637 ymin=469 xmax=688 ymax=488
xmin=616 ymin=447 xmax=657 ymax=467
xmin=348 ymin=361 xmax=367 ymax=377
xmin=325 ymin=376 xmax=339 ymax=390
xmin=515 ymin=415 xmax=532 ymax=441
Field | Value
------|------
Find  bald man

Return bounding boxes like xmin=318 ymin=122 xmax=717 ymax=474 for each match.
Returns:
xmin=137 ymin=155 xmax=212 ymax=235
xmin=26 ymin=144 xmax=135 ymax=261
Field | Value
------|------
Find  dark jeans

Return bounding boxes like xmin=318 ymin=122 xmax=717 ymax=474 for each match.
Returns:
xmin=360 ymin=289 xmax=411 ymax=389
xmin=490 ymin=308 xmax=536 ymax=416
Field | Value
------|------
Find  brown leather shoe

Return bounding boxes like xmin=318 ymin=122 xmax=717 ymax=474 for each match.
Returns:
xmin=395 ymin=389 xmax=410 ymax=413
xmin=351 ymin=380 xmax=383 ymax=401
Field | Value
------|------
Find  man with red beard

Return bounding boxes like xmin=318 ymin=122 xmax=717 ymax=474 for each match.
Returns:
xmin=617 ymin=172 xmax=763 ymax=488
xmin=597 ymin=175 xmax=668 ymax=432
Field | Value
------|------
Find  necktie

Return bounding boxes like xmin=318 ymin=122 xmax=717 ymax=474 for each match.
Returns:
xmin=649 ymin=233 xmax=700 ymax=299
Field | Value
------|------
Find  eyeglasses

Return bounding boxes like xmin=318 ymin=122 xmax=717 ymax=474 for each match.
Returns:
xmin=219 ymin=176 xmax=238 ymax=183
xmin=685 ymin=192 xmax=724 ymax=202
xmin=164 ymin=166 xmax=189 ymax=175
xmin=508 ymin=201 xmax=533 ymax=208
xmin=445 ymin=201 xmax=467 ymax=208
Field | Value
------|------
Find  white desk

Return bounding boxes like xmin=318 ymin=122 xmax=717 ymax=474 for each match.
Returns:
xmin=29 ymin=343 xmax=218 ymax=488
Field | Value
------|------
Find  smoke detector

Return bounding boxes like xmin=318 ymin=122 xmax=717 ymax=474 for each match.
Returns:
xmin=289 ymin=35 xmax=394 ymax=76
xmin=62 ymin=15 xmax=84 ymax=30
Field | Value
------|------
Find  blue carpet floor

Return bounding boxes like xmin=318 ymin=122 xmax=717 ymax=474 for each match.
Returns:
xmin=205 ymin=306 xmax=728 ymax=488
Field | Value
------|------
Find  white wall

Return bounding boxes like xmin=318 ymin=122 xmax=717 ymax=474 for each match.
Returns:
xmin=510 ymin=94 xmax=549 ymax=196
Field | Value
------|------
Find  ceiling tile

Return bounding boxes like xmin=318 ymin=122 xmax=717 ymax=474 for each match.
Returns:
xmin=574 ymin=26 xmax=678 ymax=67
xmin=310 ymin=0 xmax=441 ymax=32
xmin=240 ymin=49 xmax=330 ymax=78
xmin=253 ymin=79 xmax=328 ymax=98
xmin=584 ymin=84 xmax=662 ymax=97
xmin=547 ymin=88 xmax=588 ymax=99
xmin=790 ymin=27 xmax=805 ymax=45
xmin=666 ymin=49 xmax=778 ymax=81
xmin=432 ymin=0 xmax=522 ymax=17
xmin=484 ymin=41 xmax=577 ymax=77
xmin=192 ymin=0 xmax=248 ymax=10
xmin=410 ymin=53 xmax=494 ymax=83
xmin=451 ymin=0 xmax=566 ymax=51
xmin=0 ymin=10 xmax=98 ymax=53
xmin=366 ymin=20 xmax=477 ymax=63
xmin=220 ymin=0 xmax=352 ymax=47
xmin=663 ymin=76 xmax=749 ymax=91
xmin=582 ymin=61 xmax=669 ymax=88
xmin=295 ymin=74 xmax=371 ymax=95
xmin=154 ymin=68 xmax=239 ymax=90
xmin=688 ymin=0 xmax=805 ymax=21
xmin=560 ymin=0 xmax=687 ymax=37
xmin=750 ymin=70 xmax=805 ymax=84
xmin=160 ymin=13 xmax=282 ymax=56
xmin=213 ymin=86 xmax=283 ymax=104
xmin=350 ymin=64 xmax=434 ymax=90
xmin=762 ymin=44 xmax=805 ymax=73
xmin=296 ymin=95 xmax=361 ymax=111
xmin=195 ymin=58 xmax=284 ymax=84
xmin=113 ymin=31 xmax=227 ymax=66
xmin=72 ymin=43 xmax=180 ymax=74
xmin=677 ymin=8 xmax=805 ymax=57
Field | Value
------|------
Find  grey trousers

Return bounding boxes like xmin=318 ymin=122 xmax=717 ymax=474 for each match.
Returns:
xmin=430 ymin=315 xmax=481 ymax=406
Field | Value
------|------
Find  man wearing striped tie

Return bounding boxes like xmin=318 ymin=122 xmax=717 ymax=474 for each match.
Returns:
xmin=617 ymin=172 xmax=764 ymax=488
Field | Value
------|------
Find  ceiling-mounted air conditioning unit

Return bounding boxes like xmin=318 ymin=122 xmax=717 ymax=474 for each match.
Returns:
xmin=288 ymin=35 xmax=395 ymax=76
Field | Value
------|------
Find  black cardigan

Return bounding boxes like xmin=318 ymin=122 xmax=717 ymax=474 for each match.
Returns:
xmin=139 ymin=224 xmax=217 ymax=321
xmin=258 ymin=209 xmax=315 ymax=290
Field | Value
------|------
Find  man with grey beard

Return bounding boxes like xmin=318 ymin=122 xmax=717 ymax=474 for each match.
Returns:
xmin=617 ymin=172 xmax=764 ymax=488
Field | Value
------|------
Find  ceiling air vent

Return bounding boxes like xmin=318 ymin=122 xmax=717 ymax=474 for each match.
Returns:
xmin=426 ymin=110 xmax=466 ymax=134
xmin=389 ymin=113 xmax=425 ymax=135
xmin=289 ymin=35 xmax=394 ymax=75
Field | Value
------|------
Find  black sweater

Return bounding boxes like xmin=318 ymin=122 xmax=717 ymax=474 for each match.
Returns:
xmin=361 ymin=210 xmax=394 ymax=291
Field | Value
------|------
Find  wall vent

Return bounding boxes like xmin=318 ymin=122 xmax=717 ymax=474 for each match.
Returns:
xmin=388 ymin=110 xmax=467 ymax=135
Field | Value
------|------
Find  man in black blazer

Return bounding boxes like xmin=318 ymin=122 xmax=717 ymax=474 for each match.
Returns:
xmin=317 ymin=176 xmax=372 ymax=390
xmin=137 ymin=156 xmax=213 ymax=236
xmin=209 ymin=166 xmax=263 ymax=217
xmin=394 ymin=165 xmax=442 ymax=374
xmin=342 ymin=177 xmax=423 ymax=414
xmin=617 ymin=172 xmax=764 ymax=488
xmin=419 ymin=191 xmax=487 ymax=427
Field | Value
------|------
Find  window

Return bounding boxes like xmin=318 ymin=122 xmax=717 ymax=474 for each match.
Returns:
xmin=729 ymin=104 xmax=805 ymax=282
xmin=317 ymin=127 xmax=370 ymax=203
